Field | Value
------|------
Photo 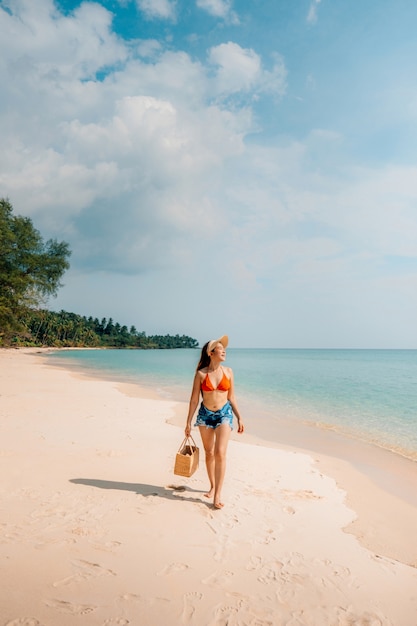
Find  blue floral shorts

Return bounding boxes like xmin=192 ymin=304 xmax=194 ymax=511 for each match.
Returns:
xmin=194 ymin=401 xmax=233 ymax=430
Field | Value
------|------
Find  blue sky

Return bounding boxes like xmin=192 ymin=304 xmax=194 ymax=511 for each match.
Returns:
xmin=1 ymin=0 xmax=416 ymax=348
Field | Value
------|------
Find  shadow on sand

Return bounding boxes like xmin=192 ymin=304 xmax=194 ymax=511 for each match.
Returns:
xmin=69 ymin=478 xmax=210 ymax=506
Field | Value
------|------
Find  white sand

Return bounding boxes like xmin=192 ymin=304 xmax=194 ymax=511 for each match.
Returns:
xmin=1 ymin=348 xmax=416 ymax=626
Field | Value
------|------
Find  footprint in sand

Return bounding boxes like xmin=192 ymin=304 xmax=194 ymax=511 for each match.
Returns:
xmin=103 ymin=619 xmax=130 ymax=625
xmin=286 ymin=607 xmax=386 ymax=626
xmin=119 ymin=593 xmax=141 ymax=602
xmin=35 ymin=538 xmax=78 ymax=552
xmin=208 ymin=604 xmax=239 ymax=626
xmin=256 ymin=528 xmax=278 ymax=545
xmin=29 ymin=505 xmax=69 ymax=521
xmin=257 ymin=560 xmax=284 ymax=585
xmin=281 ymin=489 xmax=322 ymax=500
xmin=337 ymin=609 xmax=386 ymax=626
xmin=219 ymin=514 xmax=239 ymax=530
xmin=245 ymin=555 xmax=263 ymax=571
xmin=44 ymin=599 xmax=96 ymax=615
xmin=52 ymin=559 xmax=116 ymax=587
xmin=156 ymin=562 xmax=189 ymax=576
xmin=312 ymin=558 xmax=353 ymax=590
xmin=5 ymin=620 xmax=44 ymax=626
xmin=69 ymin=526 xmax=96 ymax=537
xmin=244 ymin=487 xmax=270 ymax=498
xmin=213 ymin=533 xmax=232 ymax=562
xmin=181 ymin=592 xmax=203 ymax=624
xmin=90 ymin=539 xmax=122 ymax=552
xmin=202 ymin=570 xmax=234 ymax=588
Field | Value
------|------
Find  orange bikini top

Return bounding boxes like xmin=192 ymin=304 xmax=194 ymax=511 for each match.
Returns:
xmin=201 ymin=368 xmax=231 ymax=392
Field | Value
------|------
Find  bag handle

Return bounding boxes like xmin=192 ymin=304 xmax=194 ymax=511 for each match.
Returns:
xmin=177 ymin=435 xmax=197 ymax=453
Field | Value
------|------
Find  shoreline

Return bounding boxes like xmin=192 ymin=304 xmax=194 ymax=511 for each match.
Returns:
xmin=1 ymin=348 xmax=417 ymax=625
xmin=45 ymin=348 xmax=417 ymax=507
xmin=44 ymin=348 xmax=417 ymax=565
xmin=44 ymin=347 xmax=417 ymax=464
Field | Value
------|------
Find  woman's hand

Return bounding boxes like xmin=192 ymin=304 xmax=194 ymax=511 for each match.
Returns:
xmin=237 ymin=420 xmax=244 ymax=434
xmin=185 ymin=424 xmax=191 ymax=437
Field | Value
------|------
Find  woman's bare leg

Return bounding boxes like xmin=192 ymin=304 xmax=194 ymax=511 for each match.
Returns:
xmin=199 ymin=426 xmax=215 ymax=497
xmin=213 ymin=424 xmax=232 ymax=508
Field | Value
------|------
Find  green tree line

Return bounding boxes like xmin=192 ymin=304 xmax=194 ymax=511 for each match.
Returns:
xmin=17 ymin=309 xmax=198 ymax=349
xmin=0 ymin=198 xmax=198 ymax=349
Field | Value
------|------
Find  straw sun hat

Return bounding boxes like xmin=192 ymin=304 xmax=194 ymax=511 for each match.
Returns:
xmin=207 ymin=335 xmax=229 ymax=355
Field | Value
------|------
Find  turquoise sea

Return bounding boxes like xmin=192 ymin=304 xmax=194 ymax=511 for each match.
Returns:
xmin=48 ymin=348 xmax=417 ymax=462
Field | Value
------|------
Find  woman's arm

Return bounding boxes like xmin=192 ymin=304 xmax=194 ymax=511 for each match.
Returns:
xmin=185 ymin=371 xmax=202 ymax=436
xmin=227 ymin=368 xmax=244 ymax=433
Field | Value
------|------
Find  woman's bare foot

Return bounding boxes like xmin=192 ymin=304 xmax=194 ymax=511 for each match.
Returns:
xmin=213 ymin=500 xmax=224 ymax=509
xmin=204 ymin=487 xmax=214 ymax=499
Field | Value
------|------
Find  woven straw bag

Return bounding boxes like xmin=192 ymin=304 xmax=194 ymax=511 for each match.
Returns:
xmin=174 ymin=436 xmax=199 ymax=477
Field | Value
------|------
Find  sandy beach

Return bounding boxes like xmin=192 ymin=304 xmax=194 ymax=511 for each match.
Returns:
xmin=1 ymin=349 xmax=417 ymax=626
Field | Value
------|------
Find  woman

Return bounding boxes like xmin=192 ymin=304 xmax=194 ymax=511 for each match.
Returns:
xmin=185 ymin=335 xmax=244 ymax=509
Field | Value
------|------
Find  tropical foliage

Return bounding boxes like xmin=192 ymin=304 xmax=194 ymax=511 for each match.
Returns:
xmin=0 ymin=199 xmax=198 ymax=349
xmin=14 ymin=309 xmax=199 ymax=349
xmin=0 ymin=198 xmax=71 ymax=338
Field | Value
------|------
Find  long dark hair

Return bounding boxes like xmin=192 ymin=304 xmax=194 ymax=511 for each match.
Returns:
xmin=196 ymin=341 xmax=211 ymax=371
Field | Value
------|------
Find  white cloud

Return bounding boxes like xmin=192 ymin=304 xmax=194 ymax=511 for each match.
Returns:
xmin=0 ymin=2 xmax=259 ymax=273
xmin=0 ymin=0 xmax=127 ymax=80
xmin=214 ymin=137 xmax=417 ymax=295
xmin=0 ymin=2 xmax=283 ymax=261
xmin=208 ymin=43 xmax=287 ymax=99
xmin=1 ymin=0 xmax=417 ymax=347
xmin=259 ymin=52 xmax=288 ymax=98
xmin=135 ymin=39 xmax=162 ymax=58
xmin=307 ymin=0 xmax=321 ymax=24
xmin=136 ymin=0 xmax=176 ymax=21
xmin=196 ymin=0 xmax=239 ymax=23
xmin=209 ymin=42 xmax=261 ymax=94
